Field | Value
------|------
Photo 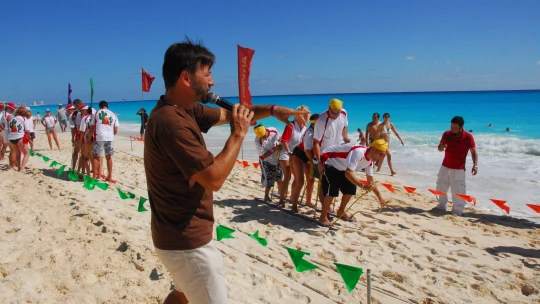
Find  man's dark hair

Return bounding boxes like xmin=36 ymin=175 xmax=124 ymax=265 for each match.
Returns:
xmin=162 ymin=36 xmax=216 ymax=90
xmin=99 ymin=100 xmax=108 ymax=109
xmin=451 ymin=116 xmax=465 ymax=127
xmin=373 ymin=113 xmax=380 ymax=119
xmin=309 ymin=114 xmax=319 ymax=121
xmin=73 ymin=99 xmax=83 ymax=106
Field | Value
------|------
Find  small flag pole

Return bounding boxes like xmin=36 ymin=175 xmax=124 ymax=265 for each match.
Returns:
xmin=367 ymin=269 xmax=372 ymax=304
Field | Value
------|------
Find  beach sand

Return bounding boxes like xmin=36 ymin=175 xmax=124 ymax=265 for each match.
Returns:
xmin=1 ymin=126 xmax=539 ymax=304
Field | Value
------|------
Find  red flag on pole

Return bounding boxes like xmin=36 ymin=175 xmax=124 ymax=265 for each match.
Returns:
xmin=142 ymin=68 xmax=155 ymax=92
xmin=237 ymin=45 xmax=255 ymax=105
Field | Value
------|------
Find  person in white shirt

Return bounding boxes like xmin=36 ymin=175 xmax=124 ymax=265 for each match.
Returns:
xmin=78 ymin=105 xmax=93 ymax=176
xmin=65 ymin=104 xmax=76 ymax=143
xmin=312 ymin=98 xmax=350 ymax=174
xmin=289 ymin=114 xmax=319 ymax=212
xmin=277 ymin=105 xmax=309 ymax=206
xmin=41 ymin=108 xmax=61 ymax=150
xmin=0 ymin=103 xmax=9 ymax=161
xmin=8 ymin=107 xmax=31 ymax=172
xmin=71 ymin=99 xmax=84 ymax=171
xmin=90 ymin=100 xmax=119 ymax=182
xmin=24 ymin=109 xmax=35 ymax=151
xmin=35 ymin=112 xmax=41 ymax=128
xmin=254 ymin=124 xmax=283 ymax=202
xmin=317 ymin=139 xmax=388 ymax=226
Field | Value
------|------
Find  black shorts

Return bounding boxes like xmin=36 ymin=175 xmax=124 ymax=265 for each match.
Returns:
xmin=10 ymin=138 xmax=22 ymax=145
xmin=322 ymin=165 xmax=356 ymax=197
xmin=30 ymin=132 xmax=35 ymax=139
xmin=292 ymin=146 xmax=309 ymax=164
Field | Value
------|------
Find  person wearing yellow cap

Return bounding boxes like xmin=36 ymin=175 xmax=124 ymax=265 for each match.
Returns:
xmin=317 ymin=139 xmax=388 ymax=226
xmin=312 ymin=98 xmax=350 ymax=173
xmin=254 ymin=124 xmax=284 ymax=202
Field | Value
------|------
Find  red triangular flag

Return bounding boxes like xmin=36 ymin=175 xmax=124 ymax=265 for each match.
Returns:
xmin=253 ymin=162 xmax=260 ymax=169
xmin=526 ymin=204 xmax=540 ymax=213
xmin=456 ymin=194 xmax=477 ymax=206
xmin=403 ymin=186 xmax=416 ymax=193
xmin=242 ymin=160 xmax=250 ymax=168
xmin=428 ymin=189 xmax=447 ymax=196
xmin=490 ymin=199 xmax=510 ymax=214
xmin=236 ymin=160 xmax=241 ymax=164
xmin=381 ymin=183 xmax=395 ymax=193
xmin=359 ymin=180 xmax=369 ymax=186
xmin=142 ymin=68 xmax=155 ymax=92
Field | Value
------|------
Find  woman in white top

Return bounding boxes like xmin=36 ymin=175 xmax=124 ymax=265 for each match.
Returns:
xmin=277 ymin=105 xmax=309 ymax=206
xmin=8 ymin=107 xmax=30 ymax=172
xmin=24 ymin=109 xmax=35 ymax=151
xmin=41 ymin=109 xmax=61 ymax=150
xmin=376 ymin=112 xmax=404 ymax=176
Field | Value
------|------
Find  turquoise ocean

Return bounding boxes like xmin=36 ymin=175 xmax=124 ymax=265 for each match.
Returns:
xmin=29 ymin=90 xmax=540 ymax=219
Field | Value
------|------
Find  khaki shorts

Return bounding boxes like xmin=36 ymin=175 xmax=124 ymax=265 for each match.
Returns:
xmin=155 ymin=241 xmax=229 ymax=304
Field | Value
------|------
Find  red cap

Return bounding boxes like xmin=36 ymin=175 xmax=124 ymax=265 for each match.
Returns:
xmin=6 ymin=102 xmax=16 ymax=110
xmin=0 ymin=103 xmax=4 ymax=109
xmin=65 ymin=104 xmax=74 ymax=110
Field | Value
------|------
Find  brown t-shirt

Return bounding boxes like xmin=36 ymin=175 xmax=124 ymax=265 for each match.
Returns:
xmin=144 ymin=96 xmax=220 ymax=250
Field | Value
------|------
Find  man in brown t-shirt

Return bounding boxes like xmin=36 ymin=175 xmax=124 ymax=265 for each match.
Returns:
xmin=144 ymin=38 xmax=307 ymax=304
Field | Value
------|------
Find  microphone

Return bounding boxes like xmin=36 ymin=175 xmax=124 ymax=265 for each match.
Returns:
xmin=202 ymin=92 xmax=233 ymax=111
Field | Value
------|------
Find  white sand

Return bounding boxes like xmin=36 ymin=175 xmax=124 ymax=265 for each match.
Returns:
xmin=1 ymin=126 xmax=539 ymax=303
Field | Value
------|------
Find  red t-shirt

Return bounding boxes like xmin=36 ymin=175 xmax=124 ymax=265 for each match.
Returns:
xmin=440 ymin=130 xmax=475 ymax=170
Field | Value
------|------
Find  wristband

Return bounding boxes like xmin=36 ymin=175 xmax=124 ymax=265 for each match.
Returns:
xmin=270 ymin=104 xmax=276 ymax=117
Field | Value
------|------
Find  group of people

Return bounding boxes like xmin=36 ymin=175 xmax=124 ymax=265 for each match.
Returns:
xmin=253 ymin=99 xmax=392 ymax=226
xmin=0 ymin=100 xmax=120 ymax=184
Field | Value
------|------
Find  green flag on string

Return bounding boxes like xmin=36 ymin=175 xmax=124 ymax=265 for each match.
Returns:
xmin=68 ymin=169 xmax=79 ymax=181
xmin=90 ymin=77 xmax=94 ymax=108
xmin=83 ymin=175 xmax=96 ymax=190
xmin=128 ymin=192 xmax=136 ymax=199
xmin=95 ymin=181 xmax=108 ymax=191
xmin=138 ymin=197 xmax=148 ymax=212
xmin=35 ymin=152 xmax=42 ymax=157
xmin=334 ymin=263 xmax=364 ymax=292
xmin=285 ymin=247 xmax=319 ymax=272
xmin=246 ymin=230 xmax=267 ymax=247
xmin=49 ymin=160 xmax=60 ymax=168
xmin=117 ymin=188 xmax=129 ymax=199
xmin=29 ymin=149 xmax=35 ymax=156
xmin=216 ymin=225 xmax=235 ymax=241
xmin=42 ymin=156 xmax=50 ymax=162
xmin=57 ymin=165 xmax=66 ymax=177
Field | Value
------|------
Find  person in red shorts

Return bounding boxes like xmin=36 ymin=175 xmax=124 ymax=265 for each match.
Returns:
xmin=431 ymin=116 xmax=478 ymax=216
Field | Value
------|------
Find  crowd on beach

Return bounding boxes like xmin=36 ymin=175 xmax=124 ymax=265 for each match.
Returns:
xmin=0 ymin=99 xmax=120 ymax=184
xmin=252 ymin=99 xmax=477 ymax=226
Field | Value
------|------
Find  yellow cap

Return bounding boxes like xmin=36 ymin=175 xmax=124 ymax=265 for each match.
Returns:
xmin=254 ymin=125 xmax=266 ymax=138
xmin=329 ymin=98 xmax=343 ymax=111
xmin=309 ymin=119 xmax=317 ymax=124
xmin=370 ymin=139 xmax=388 ymax=152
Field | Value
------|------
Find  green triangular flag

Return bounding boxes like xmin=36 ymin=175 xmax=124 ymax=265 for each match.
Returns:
xmin=117 ymin=188 xmax=129 ymax=199
xmin=36 ymin=152 xmax=42 ymax=157
xmin=216 ymin=225 xmax=235 ymax=241
xmin=29 ymin=149 xmax=35 ymax=156
xmin=49 ymin=160 xmax=60 ymax=168
xmin=247 ymin=230 xmax=267 ymax=247
xmin=128 ymin=192 xmax=136 ymax=199
xmin=42 ymin=156 xmax=50 ymax=162
xmin=83 ymin=175 xmax=96 ymax=190
xmin=69 ymin=169 xmax=79 ymax=181
xmin=57 ymin=165 xmax=66 ymax=177
xmin=334 ymin=263 xmax=364 ymax=292
xmin=95 ymin=181 xmax=108 ymax=191
xmin=285 ymin=247 xmax=319 ymax=272
xmin=138 ymin=197 xmax=148 ymax=212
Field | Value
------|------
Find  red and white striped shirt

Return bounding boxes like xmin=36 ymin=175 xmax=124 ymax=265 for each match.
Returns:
xmin=254 ymin=127 xmax=280 ymax=165
xmin=321 ymin=143 xmax=374 ymax=176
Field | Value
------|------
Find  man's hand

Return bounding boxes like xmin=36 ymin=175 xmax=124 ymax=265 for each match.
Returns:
xmin=471 ymin=166 xmax=478 ymax=176
xmin=230 ymin=104 xmax=254 ymax=138
xmin=272 ymin=106 xmax=309 ymax=126
xmin=318 ymin=162 xmax=325 ymax=175
xmin=438 ymin=142 xmax=446 ymax=152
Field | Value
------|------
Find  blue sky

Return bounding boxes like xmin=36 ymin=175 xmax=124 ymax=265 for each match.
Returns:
xmin=1 ymin=0 xmax=539 ymax=104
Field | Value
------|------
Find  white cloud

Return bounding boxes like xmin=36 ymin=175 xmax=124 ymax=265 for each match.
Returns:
xmin=446 ymin=61 xmax=452 ymax=65
xmin=295 ymin=74 xmax=314 ymax=79
xmin=536 ymin=61 xmax=540 ymax=65
xmin=406 ymin=56 xmax=415 ymax=61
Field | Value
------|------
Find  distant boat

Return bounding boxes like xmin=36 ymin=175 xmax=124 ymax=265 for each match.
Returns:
xmin=32 ymin=101 xmax=37 ymax=106
xmin=39 ymin=100 xmax=44 ymax=105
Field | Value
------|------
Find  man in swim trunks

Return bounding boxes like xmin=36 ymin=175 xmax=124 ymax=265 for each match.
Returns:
xmin=365 ymin=112 xmax=381 ymax=145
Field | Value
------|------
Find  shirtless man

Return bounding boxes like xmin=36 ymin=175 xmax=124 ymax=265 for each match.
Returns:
xmin=365 ymin=113 xmax=381 ymax=145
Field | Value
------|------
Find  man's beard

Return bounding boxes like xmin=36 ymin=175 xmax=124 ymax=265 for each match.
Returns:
xmin=193 ymin=80 xmax=208 ymax=97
